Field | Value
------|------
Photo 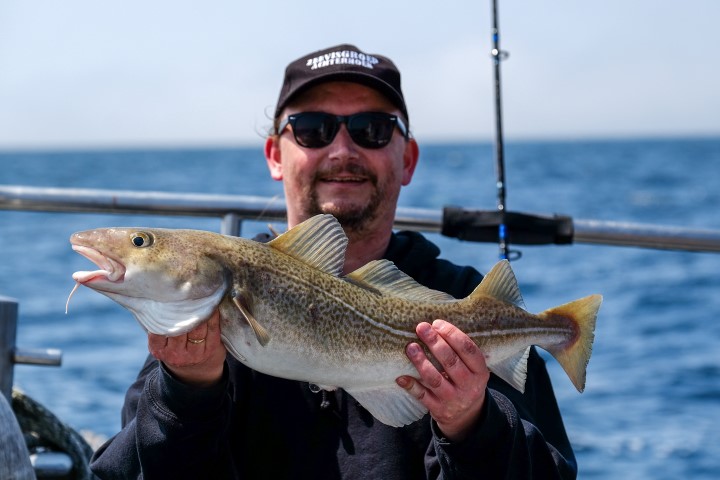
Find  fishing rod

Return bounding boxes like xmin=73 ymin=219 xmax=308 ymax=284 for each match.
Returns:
xmin=490 ymin=0 xmax=515 ymax=261
xmin=441 ymin=0 xmax=578 ymax=256
xmin=440 ymin=0 xmax=575 ymax=257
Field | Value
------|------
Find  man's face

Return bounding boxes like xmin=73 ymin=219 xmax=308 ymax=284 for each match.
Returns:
xmin=266 ymin=82 xmax=418 ymax=235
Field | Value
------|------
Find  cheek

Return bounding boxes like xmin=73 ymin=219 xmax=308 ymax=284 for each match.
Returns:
xmin=277 ymin=157 xmax=318 ymax=202
xmin=375 ymin=149 xmax=407 ymax=186
xmin=278 ymin=143 xmax=319 ymax=181
xmin=281 ymin=161 xmax=307 ymax=189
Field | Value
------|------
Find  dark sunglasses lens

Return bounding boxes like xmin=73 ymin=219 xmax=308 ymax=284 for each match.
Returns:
xmin=293 ymin=113 xmax=338 ymax=148
xmin=347 ymin=113 xmax=395 ymax=149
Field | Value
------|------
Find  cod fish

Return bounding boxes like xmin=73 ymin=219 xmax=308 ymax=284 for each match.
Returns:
xmin=69 ymin=214 xmax=601 ymax=427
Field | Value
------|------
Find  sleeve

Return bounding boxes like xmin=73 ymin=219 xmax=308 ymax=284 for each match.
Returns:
xmin=426 ymin=351 xmax=578 ymax=479
xmin=89 ymin=357 xmax=236 ymax=480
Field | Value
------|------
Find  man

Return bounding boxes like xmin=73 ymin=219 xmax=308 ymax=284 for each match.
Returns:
xmin=90 ymin=44 xmax=577 ymax=479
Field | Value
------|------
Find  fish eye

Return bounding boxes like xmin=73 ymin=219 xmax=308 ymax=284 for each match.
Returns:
xmin=130 ymin=232 xmax=154 ymax=248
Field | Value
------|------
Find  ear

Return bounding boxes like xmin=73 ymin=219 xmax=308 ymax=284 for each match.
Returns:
xmin=264 ymin=136 xmax=283 ymax=180
xmin=401 ymin=138 xmax=419 ymax=186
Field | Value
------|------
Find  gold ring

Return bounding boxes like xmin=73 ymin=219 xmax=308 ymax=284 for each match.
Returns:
xmin=187 ymin=337 xmax=206 ymax=344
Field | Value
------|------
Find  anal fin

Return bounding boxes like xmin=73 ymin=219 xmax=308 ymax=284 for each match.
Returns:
xmin=490 ymin=347 xmax=530 ymax=393
xmin=345 ymin=384 xmax=427 ymax=427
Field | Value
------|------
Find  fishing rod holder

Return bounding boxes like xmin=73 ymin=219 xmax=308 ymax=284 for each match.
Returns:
xmin=442 ymin=206 xmax=574 ymax=245
xmin=0 ymin=297 xmax=62 ymax=401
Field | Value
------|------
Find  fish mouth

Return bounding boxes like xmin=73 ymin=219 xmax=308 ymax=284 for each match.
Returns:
xmin=71 ymin=245 xmax=126 ymax=284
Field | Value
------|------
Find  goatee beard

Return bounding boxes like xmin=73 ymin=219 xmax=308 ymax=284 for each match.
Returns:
xmin=307 ymin=163 xmax=384 ymax=235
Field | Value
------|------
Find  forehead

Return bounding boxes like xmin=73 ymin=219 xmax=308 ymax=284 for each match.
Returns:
xmin=285 ymin=81 xmax=397 ymax=114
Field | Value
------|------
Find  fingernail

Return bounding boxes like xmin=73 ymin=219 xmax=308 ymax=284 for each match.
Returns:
xmin=432 ymin=319 xmax=446 ymax=330
xmin=406 ymin=343 xmax=421 ymax=357
xmin=417 ymin=322 xmax=432 ymax=338
xmin=396 ymin=376 xmax=409 ymax=388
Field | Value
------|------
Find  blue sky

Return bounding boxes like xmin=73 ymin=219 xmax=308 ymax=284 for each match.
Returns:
xmin=1 ymin=0 xmax=719 ymax=149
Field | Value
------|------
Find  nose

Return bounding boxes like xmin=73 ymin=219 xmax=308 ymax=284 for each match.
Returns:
xmin=327 ymin=123 xmax=359 ymax=158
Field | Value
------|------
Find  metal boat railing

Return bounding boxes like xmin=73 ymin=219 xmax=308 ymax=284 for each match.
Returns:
xmin=2 ymin=184 xmax=720 ymax=252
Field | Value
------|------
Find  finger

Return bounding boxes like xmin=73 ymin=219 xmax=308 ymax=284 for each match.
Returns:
xmin=205 ymin=310 xmax=222 ymax=344
xmin=405 ymin=340 xmax=450 ymax=394
xmin=416 ymin=321 xmax=469 ymax=385
xmin=431 ymin=320 xmax=488 ymax=375
xmin=148 ymin=332 xmax=167 ymax=350
xmin=146 ymin=312 xmax=222 ymax=365
xmin=147 ymin=332 xmax=187 ymax=364
xmin=186 ymin=321 xmax=209 ymax=346
xmin=398 ymin=348 xmax=449 ymax=415
xmin=164 ymin=334 xmax=188 ymax=355
xmin=396 ymin=375 xmax=430 ymax=402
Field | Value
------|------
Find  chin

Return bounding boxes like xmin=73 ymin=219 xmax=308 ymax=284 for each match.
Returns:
xmin=320 ymin=205 xmax=365 ymax=220
xmin=317 ymin=197 xmax=365 ymax=214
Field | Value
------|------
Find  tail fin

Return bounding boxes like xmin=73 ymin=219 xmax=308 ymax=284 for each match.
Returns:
xmin=539 ymin=294 xmax=602 ymax=392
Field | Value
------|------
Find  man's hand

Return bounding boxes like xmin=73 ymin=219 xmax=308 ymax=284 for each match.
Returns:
xmin=147 ymin=310 xmax=226 ymax=387
xmin=396 ymin=319 xmax=489 ymax=442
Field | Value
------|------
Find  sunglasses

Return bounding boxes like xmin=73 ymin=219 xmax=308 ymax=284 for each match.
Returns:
xmin=277 ymin=111 xmax=409 ymax=149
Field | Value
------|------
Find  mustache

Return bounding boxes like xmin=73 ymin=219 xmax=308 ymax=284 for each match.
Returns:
xmin=313 ymin=163 xmax=377 ymax=183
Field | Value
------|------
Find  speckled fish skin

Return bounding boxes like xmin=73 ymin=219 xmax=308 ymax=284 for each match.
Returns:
xmin=70 ymin=214 xmax=601 ymax=427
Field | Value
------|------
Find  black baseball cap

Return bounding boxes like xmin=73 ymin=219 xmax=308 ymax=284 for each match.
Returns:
xmin=274 ymin=44 xmax=408 ymax=123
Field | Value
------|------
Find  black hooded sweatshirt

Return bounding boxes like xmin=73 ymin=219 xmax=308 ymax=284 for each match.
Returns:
xmin=90 ymin=230 xmax=577 ymax=479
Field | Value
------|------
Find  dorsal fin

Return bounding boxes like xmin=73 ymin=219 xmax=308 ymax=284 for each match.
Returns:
xmin=268 ymin=214 xmax=348 ymax=277
xmin=473 ymin=260 xmax=525 ymax=308
xmin=346 ymin=260 xmax=455 ymax=303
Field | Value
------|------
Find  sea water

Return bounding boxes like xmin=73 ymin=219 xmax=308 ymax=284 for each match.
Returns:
xmin=1 ymin=138 xmax=719 ymax=479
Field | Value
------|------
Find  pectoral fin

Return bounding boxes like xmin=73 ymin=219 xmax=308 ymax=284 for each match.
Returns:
xmin=345 ymin=384 xmax=428 ymax=427
xmin=231 ymin=289 xmax=270 ymax=346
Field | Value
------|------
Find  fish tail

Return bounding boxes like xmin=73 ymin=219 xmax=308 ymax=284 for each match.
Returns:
xmin=539 ymin=294 xmax=602 ymax=392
